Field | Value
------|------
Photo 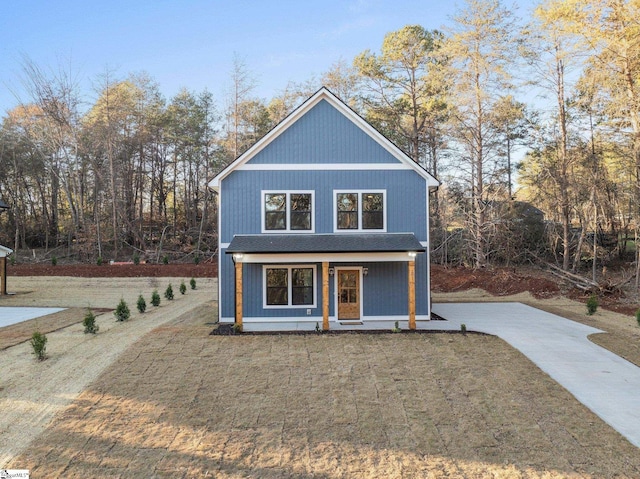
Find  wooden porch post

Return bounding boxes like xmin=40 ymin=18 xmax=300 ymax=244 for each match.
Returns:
xmin=235 ymin=260 xmax=243 ymax=328
xmin=322 ymin=262 xmax=329 ymax=331
xmin=0 ymin=256 xmax=6 ymax=296
xmin=408 ymin=259 xmax=416 ymax=330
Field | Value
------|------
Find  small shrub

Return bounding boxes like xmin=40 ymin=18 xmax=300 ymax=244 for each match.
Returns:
xmin=137 ymin=294 xmax=147 ymax=313
xmin=151 ymin=290 xmax=161 ymax=307
xmin=114 ymin=298 xmax=131 ymax=321
xmin=586 ymin=294 xmax=599 ymax=315
xmin=164 ymin=284 xmax=174 ymax=300
xmin=83 ymin=309 xmax=99 ymax=334
xmin=194 ymin=255 xmax=200 ymax=265
xmin=133 ymin=253 xmax=140 ymax=265
xmin=30 ymin=331 xmax=48 ymax=361
xmin=392 ymin=320 xmax=401 ymax=333
xmin=9 ymin=255 xmax=15 ymax=266
xmin=635 ymin=309 xmax=640 ymax=327
xmin=96 ymin=256 xmax=103 ymax=266
xmin=315 ymin=322 xmax=320 ymax=333
xmin=51 ymin=256 xmax=57 ymax=266
xmin=190 ymin=277 xmax=196 ymax=290
xmin=179 ymin=281 xmax=187 ymax=295
xmin=162 ymin=254 xmax=169 ymax=265
xmin=461 ymin=323 xmax=467 ymax=335
xmin=233 ymin=323 xmax=243 ymax=333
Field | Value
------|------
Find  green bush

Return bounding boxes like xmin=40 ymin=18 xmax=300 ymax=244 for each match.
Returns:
xmin=190 ymin=277 xmax=196 ymax=290
xmin=96 ymin=256 xmax=103 ymax=266
xmin=586 ymin=294 xmax=599 ymax=316
xmin=179 ymin=281 xmax=187 ymax=295
xmin=133 ymin=253 xmax=140 ymax=265
xmin=137 ymin=294 xmax=147 ymax=313
xmin=635 ymin=309 xmax=640 ymax=327
xmin=151 ymin=290 xmax=161 ymax=307
xmin=162 ymin=254 xmax=169 ymax=265
xmin=461 ymin=323 xmax=467 ymax=335
xmin=194 ymin=255 xmax=200 ymax=265
xmin=83 ymin=309 xmax=99 ymax=334
xmin=9 ymin=255 xmax=15 ymax=266
xmin=51 ymin=256 xmax=57 ymax=266
xmin=164 ymin=284 xmax=174 ymax=300
xmin=30 ymin=331 xmax=48 ymax=360
xmin=114 ymin=298 xmax=131 ymax=321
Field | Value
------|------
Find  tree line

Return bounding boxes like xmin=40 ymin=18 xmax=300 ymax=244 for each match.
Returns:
xmin=0 ymin=0 xmax=639 ymax=289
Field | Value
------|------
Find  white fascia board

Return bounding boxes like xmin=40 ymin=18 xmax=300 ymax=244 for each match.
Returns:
xmin=208 ymin=87 xmax=440 ymax=189
xmin=238 ymin=251 xmax=418 ymax=263
xmin=0 ymin=245 xmax=13 ymax=257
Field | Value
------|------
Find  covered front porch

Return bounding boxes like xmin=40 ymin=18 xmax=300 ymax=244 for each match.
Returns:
xmin=226 ymin=233 xmax=427 ymax=331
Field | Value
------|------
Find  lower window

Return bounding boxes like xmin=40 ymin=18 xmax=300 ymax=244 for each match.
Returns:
xmin=264 ymin=265 xmax=316 ymax=308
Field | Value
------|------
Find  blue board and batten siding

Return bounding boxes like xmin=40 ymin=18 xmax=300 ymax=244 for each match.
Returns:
xmin=217 ymin=96 xmax=431 ymax=324
xmin=246 ymin=100 xmax=395 ymax=164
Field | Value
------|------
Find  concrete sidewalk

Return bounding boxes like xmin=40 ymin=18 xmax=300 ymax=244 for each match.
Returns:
xmin=432 ymin=302 xmax=640 ymax=448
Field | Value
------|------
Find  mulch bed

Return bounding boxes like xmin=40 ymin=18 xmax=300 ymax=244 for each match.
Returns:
xmin=7 ymin=261 xmax=217 ymax=278
xmin=209 ymin=318 xmax=484 ymax=337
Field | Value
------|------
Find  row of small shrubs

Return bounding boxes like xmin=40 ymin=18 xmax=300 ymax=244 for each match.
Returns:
xmin=31 ymin=277 xmax=198 ymax=360
xmin=115 ymin=279 xmax=197 ymax=321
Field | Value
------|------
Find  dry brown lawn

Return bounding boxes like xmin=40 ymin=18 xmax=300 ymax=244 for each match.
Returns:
xmin=4 ymin=290 xmax=640 ymax=478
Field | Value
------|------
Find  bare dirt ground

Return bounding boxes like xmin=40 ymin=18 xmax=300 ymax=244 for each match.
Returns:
xmin=1 ymin=264 xmax=640 ymax=478
xmin=0 ymin=275 xmax=217 ymax=469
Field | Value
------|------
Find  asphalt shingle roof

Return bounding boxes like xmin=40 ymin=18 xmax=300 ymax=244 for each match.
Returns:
xmin=226 ymin=233 xmax=425 ymax=254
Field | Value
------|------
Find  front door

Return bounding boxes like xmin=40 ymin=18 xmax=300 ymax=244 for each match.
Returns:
xmin=338 ymin=269 xmax=360 ymax=320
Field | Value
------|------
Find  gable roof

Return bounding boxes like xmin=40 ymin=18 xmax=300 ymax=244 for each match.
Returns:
xmin=208 ymin=87 xmax=439 ymax=190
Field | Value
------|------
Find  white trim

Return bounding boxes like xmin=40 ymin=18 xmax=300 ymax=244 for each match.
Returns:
xmin=261 ymin=190 xmax=315 ymax=234
xmin=217 ymin=193 xmax=223 ymax=323
xmin=239 ymin=163 xmax=411 ymax=171
xmin=208 ymin=88 xmax=440 ymax=191
xmin=425 ymin=178 xmax=432 ymax=320
xmin=262 ymin=264 xmax=318 ymax=309
xmin=221 ymin=315 xmax=431 ymax=324
xmin=240 ymin=252 xmax=418 ymax=263
xmin=420 ymin=241 xmax=428 ymax=247
xmin=333 ymin=190 xmax=387 ymax=233
xmin=220 ymin=242 xmax=230 ymax=249
xmin=335 ymin=266 xmax=364 ymax=321
xmin=0 ymin=245 xmax=13 ymax=257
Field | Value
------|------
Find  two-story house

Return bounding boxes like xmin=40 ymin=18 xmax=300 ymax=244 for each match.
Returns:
xmin=209 ymin=87 xmax=439 ymax=331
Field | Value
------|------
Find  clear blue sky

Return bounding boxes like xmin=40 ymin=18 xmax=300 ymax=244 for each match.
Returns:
xmin=0 ymin=0 xmax=464 ymax=115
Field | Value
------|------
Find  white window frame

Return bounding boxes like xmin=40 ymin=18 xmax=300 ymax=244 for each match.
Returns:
xmin=333 ymin=189 xmax=387 ymax=232
xmin=262 ymin=264 xmax=318 ymax=309
xmin=261 ymin=190 xmax=315 ymax=233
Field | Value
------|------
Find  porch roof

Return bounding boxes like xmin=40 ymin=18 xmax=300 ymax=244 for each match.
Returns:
xmin=226 ymin=233 xmax=425 ymax=254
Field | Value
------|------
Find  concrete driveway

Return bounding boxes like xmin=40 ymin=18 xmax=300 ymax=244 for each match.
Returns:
xmin=432 ymin=302 xmax=640 ymax=448
xmin=0 ymin=306 xmax=65 ymax=328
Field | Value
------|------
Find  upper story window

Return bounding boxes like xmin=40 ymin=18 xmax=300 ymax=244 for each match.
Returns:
xmin=335 ymin=190 xmax=386 ymax=232
xmin=263 ymin=191 xmax=314 ymax=233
